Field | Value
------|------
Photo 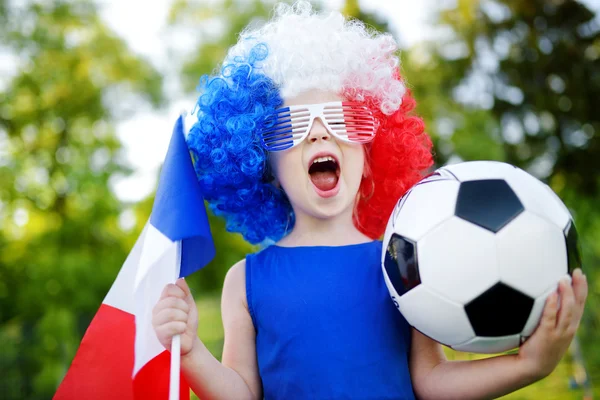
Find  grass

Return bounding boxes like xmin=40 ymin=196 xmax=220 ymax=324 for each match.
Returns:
xmin=192 ymin=293 xmax=596 ymax=399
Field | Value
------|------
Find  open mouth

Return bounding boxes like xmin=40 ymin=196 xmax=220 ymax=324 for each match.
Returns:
xmin=308 ymin=155 xmax=341 ymax=196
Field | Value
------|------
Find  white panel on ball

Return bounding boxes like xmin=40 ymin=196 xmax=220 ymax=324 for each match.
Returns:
xmin=496 ymin=211 xmax=568 ymax=298
xmin=442 ymin=161 xmax=516 ymax=182
xmin=397 ymin=284 xmax=475 ymax=346
xmin=504 ymin=168 xmax=571 ymax=230
xmin=418 ymin=217 xmax=500 ymax=304
xmin=544 ymin=183 xmax=573 ymax=223
xmin=452 ymin=335 xmax=521 ymax=354
xmin=393 ymin=180 xmax=460 ymax=241
xmin=521 ymin=285 xmax=559 ymax=338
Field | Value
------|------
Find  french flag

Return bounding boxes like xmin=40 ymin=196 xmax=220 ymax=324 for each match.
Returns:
xmin=54 ymin=116 xmax=215 ymax=399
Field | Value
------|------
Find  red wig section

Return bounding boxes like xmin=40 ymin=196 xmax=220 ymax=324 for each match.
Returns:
xmin=347 ymin=85 xmax=434 ymax=239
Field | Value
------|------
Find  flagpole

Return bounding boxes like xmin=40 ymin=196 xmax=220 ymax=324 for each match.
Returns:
xmin=170 ymin=241 xmax=182 ymax=400
xmin=169 ymin=110 xmax=188 ymax=400
xmin=170 ymin=335 xmax=181 ymax=400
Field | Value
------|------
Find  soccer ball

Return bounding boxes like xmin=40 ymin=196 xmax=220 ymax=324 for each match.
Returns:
xmin=381 ymin=161 xmax=582 ymax=354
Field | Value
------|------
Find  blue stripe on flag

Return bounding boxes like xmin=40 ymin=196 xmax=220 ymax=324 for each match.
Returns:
xmin=150 ymin=116 xmax=215 ymax=277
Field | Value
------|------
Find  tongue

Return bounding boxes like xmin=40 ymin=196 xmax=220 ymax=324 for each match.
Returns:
xmin=310 ymin=171 xmax=338 ymax=191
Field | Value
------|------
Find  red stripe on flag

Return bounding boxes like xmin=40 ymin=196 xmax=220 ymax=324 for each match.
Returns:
xmin=134 ymin=350 xmax=190 ymax=400
xmin=54 ymin=304 xmax=135 ymax=399
xmin=54 ymin=304 xmax=189 ymax=400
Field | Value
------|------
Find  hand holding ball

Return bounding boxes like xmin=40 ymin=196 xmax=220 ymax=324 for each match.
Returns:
xmin=382 ymin=161 xmax=582 ymax=354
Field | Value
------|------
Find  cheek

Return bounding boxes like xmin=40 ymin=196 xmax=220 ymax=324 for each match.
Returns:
xmin=270 ymin=148 xmax=304 ymax=186
xmin=343 ymin=148 xmax=366 ymax=184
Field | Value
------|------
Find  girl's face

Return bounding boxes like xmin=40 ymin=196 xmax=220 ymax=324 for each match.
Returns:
xmin=269 ymin=90 xmax=366 ymax=222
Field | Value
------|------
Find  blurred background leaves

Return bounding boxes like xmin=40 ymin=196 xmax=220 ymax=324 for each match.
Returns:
xmin=0 ymin=0 xmax=598 ymax=399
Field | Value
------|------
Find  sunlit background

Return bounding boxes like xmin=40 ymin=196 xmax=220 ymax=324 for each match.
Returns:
xmin=1 ymin=0 xmax=599 ymax=399
xmin=102 ymin=0 xmax=440 ymax=205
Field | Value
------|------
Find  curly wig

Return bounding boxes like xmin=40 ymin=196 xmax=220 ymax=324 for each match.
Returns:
xmin=187 ymin=1 xmax=433 ymax=244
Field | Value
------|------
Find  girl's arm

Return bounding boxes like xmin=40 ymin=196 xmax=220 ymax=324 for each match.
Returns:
xmin=409 ymin=269 xmax=588 ymax=400
xmin=409 ymin=331 xmax=536 ymax=400
xmin=180 ymin=260 xmax=262 ymax=400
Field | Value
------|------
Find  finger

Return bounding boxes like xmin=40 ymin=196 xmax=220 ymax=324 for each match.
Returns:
xmin=153 ymin=297 xmax=190 ymax=314
xmin=572 ymin=269 xmax=589 ymax=308
xmin=540 ymin=291 xmax=559 ymax=330
xmin=176 ymin=278 xmax=196 ymax=307
xmin=556 ymin=278 xmax=575 ymax=332
xmin=176 ymin=278 xmax=191 ymax=296
xmin=159 ymin=282 xmax=187 ymax=300
xmin=153 ymin=307 xmax=189 ymax=327
xmin=567 ymin=269 xmax=589 ymax=333
xmin=156 ymin=321 xmax=187 ymax=338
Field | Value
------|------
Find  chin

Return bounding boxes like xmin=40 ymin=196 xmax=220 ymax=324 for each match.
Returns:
xmin=311 ymin=203 xmax=349 ymax=219
xmin=307 ymin=185 xmax=356 ymax=219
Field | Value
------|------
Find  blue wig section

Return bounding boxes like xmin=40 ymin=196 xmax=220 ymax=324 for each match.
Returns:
xmin=187 ymin=43 xmax=294 ymax=244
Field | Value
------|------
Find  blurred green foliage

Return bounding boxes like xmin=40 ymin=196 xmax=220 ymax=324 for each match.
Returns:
xmin=0 ymin=1 xmax=254 ymax=397
xmin=0 ymin=1 xmax=164 ymax=398
xmin=401 ymin=1 xmax=599 ymax=396
xmin=0 ymin=0 xmax=598 ymax=399
xmin=168 ymin=0 xmax=276 ymax=92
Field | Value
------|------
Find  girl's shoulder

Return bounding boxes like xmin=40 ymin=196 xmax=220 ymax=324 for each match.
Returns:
xmin=223 ymin=258 xmax=247 ymax=304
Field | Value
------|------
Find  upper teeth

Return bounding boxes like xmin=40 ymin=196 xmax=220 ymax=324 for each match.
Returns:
xmin=312 ymin=156 xmax=335 ymax=164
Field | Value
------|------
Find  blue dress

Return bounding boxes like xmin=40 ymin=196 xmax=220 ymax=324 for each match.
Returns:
xmin=245 ymin=241 xmax=415 ymax=399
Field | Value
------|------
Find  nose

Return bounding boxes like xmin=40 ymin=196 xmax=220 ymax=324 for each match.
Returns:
xmin=307 ymin=117 xmax=331 ymax=144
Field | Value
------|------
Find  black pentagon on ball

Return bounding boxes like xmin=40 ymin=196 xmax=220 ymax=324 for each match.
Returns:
xmin=565 ymin=220 xmax=583 ymax=274
xmin=455 ymin=180 xmax=524 ymax=233
xmin=384 ymin=233 xmax=421 ymax=296
xmin=465 ymin=283 xmax=534 ymax=337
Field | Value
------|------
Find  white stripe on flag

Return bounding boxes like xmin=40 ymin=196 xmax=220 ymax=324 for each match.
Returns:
xmin=103 ymin=224 xmax=148 ymax=314
xmin=133 ymin=228 xmax=181 ymax=375
xmin=103 ymin=222 xmax=182 ymax=377
xmin=135 ymin=223 xmax=174 ymax=290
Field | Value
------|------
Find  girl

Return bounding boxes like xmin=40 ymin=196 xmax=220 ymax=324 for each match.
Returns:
xmin=152 ymin=2 xmax=588 ymax=399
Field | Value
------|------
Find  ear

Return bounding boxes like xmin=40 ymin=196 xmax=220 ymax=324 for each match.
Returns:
xmin=264 ymin=153 xmax=282 ymax=188
xmin=271 ymin=176 xmax=282 ymax=189
xmin=362 ymin=148 xmax=372 ymax=179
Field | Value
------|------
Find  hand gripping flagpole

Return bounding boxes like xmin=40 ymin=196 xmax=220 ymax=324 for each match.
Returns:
xmin=146 ymin=114 xmax=215 ymax=400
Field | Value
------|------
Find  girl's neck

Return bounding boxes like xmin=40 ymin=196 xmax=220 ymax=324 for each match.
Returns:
xmin=276 ymin=206 xmax=372 ymax=247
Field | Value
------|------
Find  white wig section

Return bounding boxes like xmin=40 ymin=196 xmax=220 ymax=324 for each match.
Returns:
xmin=223 ymin=1 xmax=406 ymax=115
